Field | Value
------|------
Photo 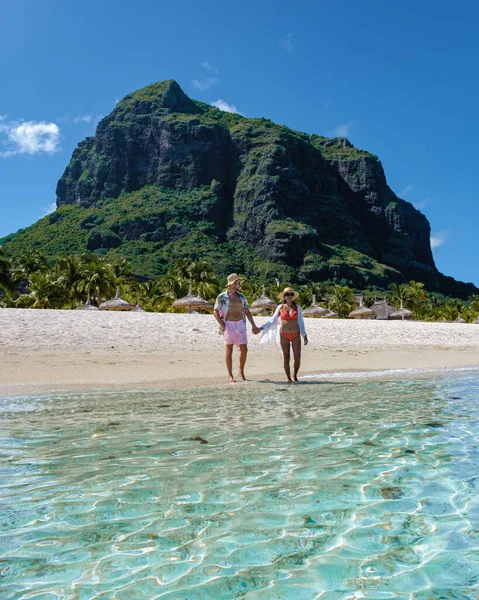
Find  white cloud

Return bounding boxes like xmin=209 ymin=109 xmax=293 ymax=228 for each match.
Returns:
xmin=211 ymin=99 xmax=239 ymax=114
xmin=413 ymin=196 xmax=437 ymax=211
xmin=430 ymin=232 xmax=446 ymax=249
xmin=41 ymin=202 xmax=57 ymax=216
xmin=280 ymin=33 xmax=294 ymax=51
xmin=192 ymin=77 xmax=218 ymax=91
xmin=73 ymin=114 xmax=92 ymax=124
xmin=399 ymin=184 xmax=413 ymax=196
xmin=334 ymin=120 xmax=354 ymax=137
xmin=201 ymin=61 xmax=218 ymax=73
xmin=57 ymin=112 xmax=102 ymax=126
xmin=0 ymin=119 xmax=61 ymax=157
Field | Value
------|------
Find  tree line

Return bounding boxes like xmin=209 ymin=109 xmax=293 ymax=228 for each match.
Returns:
xmin=1 ymin=249 xmax=479 ymax=321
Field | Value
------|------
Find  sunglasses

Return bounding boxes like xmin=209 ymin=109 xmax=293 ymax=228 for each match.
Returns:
xmin=284 ymin=293 xmax=295 ymax=297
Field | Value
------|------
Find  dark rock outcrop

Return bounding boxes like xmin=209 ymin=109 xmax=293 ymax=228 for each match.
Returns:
xmin=41 ymin=80 xmax=456 ymax=290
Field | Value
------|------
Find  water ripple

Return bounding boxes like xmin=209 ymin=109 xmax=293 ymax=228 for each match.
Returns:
xmin=1 ymin=374 xmax=478 ymax=598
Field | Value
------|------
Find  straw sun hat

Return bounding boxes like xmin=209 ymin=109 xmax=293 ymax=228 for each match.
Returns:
xmin=278 ymin=287 xmax=299 ymax=301
xmin=226 ymin=273 xmax=242 ymax=286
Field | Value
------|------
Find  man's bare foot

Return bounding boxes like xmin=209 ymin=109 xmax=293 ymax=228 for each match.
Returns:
xmin=293 ymin=376 xmax=299 ymax=383
xmin=228 ymin=375 xmax=235 ymax=383
xmin=286 ymin=378 xmax=293 ymax=384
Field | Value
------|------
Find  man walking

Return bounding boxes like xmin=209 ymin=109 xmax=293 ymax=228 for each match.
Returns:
xmin=214 ymin=273 xmax=260 ymax=383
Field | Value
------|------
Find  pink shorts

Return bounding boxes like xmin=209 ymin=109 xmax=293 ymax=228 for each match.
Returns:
xmin=224 ymin=320 xmax=247 ymax=347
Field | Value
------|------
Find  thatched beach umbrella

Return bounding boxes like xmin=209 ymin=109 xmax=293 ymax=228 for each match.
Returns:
xmin=473 ymin=316 xmax=479 ymax=324
xmin=75 ymin=294 xmax=99 ymax=311
xmin=172 ymin=285 xmax=212 ymax=313
xmin=390 ymin=301 xmax=412 ymax=321
xmin=349 ymin=296 xmax=374 ymax=319
xmin=196 ymin=291 xmax=213 ymax=311
xmin=303 ymin=295 xmax=329 ymax=318
xmin=251 ymin=286 xmax=277 ymax=313
xmin=454 ymin=316 xmax=466 ymax=323
xmin=322 ymin=309 xmax=339 ymax=318
xmin=250 ymin=307 xmax=270 ymax=316
xmin=132 ymin=302 xmax=146 ymax=312
xmin=99 ymin=288 xmax=134 ymax=311
xmin=369 ymin=299 xmax=396 ymax=320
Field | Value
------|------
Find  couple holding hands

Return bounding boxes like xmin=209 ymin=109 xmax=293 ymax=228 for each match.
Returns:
xmin=214 ymin=273 xmax=308 ymax=383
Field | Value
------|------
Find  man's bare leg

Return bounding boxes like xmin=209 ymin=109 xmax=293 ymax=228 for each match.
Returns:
xmin=292 ymin=336 xmax=302 ymax=382
xmin=280 ymin=335 xmax=292 ymax=383
xmin=238 ymin=344 xmax=247 ymax=381
xmin=225 ymin=344 xmax=235 ymax=383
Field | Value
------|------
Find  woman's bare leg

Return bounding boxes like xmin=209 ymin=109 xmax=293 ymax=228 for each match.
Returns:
xmin=225 ymin=344 xmax=235 ymax=383
xmin=292 ymin=335 xmax=302 ymax=382
xmin=280 ymin=335 xmax=292 ymax=382
xmin=238 ymin=344 xmax=247 ymax=381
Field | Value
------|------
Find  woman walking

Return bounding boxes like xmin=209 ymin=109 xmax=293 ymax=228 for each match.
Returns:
xmin=259 ymin=287 xmax=308 ymax=383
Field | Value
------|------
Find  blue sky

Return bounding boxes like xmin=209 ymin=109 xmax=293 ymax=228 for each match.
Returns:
xmin=1 ymin=0 xmax=478 ymax=286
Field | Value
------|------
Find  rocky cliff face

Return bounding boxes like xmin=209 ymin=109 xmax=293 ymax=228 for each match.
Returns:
xmin=51 ymin=80 xmax=442 ymax=288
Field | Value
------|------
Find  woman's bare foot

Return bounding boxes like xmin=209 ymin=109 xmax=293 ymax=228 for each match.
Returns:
xmin=238 ymin=371 xmax=247 ymax=382
xmin=228 ymin=375 xmax=235 ymax=383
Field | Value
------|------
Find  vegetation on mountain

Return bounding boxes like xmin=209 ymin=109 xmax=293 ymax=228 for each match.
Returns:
xmin=1 ymin=79 xmax=477 ymax=300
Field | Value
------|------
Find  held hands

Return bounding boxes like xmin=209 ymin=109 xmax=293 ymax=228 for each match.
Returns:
xmin=252 ymin=325 xmax=261 ymax=335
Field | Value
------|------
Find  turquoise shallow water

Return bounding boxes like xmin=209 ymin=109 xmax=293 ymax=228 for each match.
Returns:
xmin=0 ymin=373 xmax=478 ymax=599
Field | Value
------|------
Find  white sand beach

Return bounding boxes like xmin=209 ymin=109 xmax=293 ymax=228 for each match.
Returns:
xmin=0 ymin=308 xmax=478 ymax=394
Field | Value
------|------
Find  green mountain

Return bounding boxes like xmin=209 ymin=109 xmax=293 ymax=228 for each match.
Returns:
xmin=1 ymin=79 xmax=476 ymax=296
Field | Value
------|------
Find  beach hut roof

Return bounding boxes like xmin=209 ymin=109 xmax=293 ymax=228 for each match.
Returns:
xmin=251 ymin=286 xmax=277 ymax=309
xmin=250 ymin=307 xmax=270 ymax=316
xmin=390 ymin=301 xmax=413 ymax=320
xmin=172 ymin=285 xmax=213 ymax=311
xmin=322 ymin=309 xmax=339 ymax=318
xmin=369 ymin=299 xmax=396 ymax=320
xmin=75 ymin=293 xmax=100 ymax=311
xmin=303 ymin=295 xmax=329 ymax=318
xmin=99 ymin=289 xmax=134 ymax=311
xmin=454 ymin=316 xmax=466 ymax=323
xmin=473 ymin=316 xmax=479 ymax=324
xmin=349 ymin=297 xmax=375 ymax=319
xmin=132 ymin=302 xmax=146 ymax=312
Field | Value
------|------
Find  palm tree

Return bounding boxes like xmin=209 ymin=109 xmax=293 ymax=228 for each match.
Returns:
xmin=0 ymin=248 xmax=14 ymax=293
xmin=13 ymin=251 xmax=49 ymax=279
xmin=328 ymin=285 xmax=356 ymax=318
xmin=361 ymin=289 xmax=379 ymax=308
xmin=388 ymin=283 xmax=409 ymax=309
xmin=0 ymin=287 xmax=20 ymax=308
xmin=52 ymin=255 xmax=86 ymax=307
xmin=439 ymin=300 xmax=462 ymax=322
xmin=76 ymin=254 xmax=117 ymax=304
xmin=405 ymin=280 xmax=428 ymax=319
xmin=300 ymin=281 xmax=332 ymax=307
xmin=173 ymin=259 xmax=219 ymax=291
xmin=109 ymin=256 xmax=133 ymax=281
xmin=17 ymin=271 xmax=57 ymax=309
xmin=469 ymin=295 xmax=479 ymax=314
xmin=158 ymin=272 xmax=189 ymax=311
xmin=167 ymin=259 xmax=221 ymax=304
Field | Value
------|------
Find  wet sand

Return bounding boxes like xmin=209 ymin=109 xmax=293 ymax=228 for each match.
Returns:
xmin=1 ymin=309 xmax=478 ymax=394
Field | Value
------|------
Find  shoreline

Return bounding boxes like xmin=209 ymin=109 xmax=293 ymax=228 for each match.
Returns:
xmin=1 ymin=363 xmax=479 ymax=398
xmin=1 ymin=309 xmax=479 ymax=396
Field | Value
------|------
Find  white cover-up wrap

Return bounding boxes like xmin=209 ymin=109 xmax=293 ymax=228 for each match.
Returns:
xmin=260 ymin=304 xmax=307 ymax=352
